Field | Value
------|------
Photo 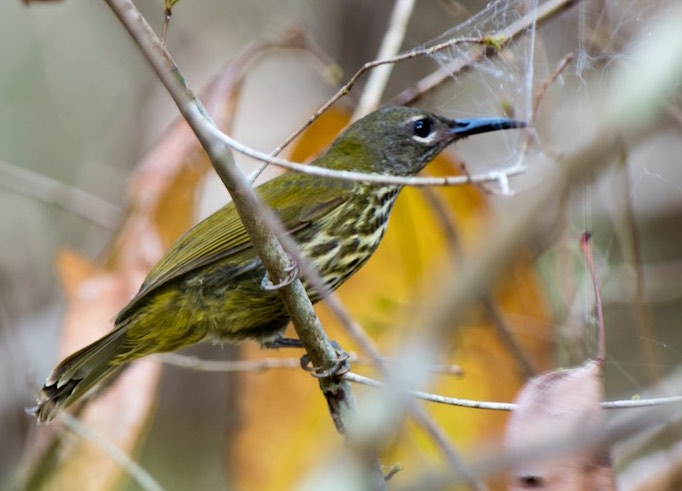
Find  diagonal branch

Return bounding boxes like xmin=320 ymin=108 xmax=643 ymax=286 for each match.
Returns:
xmin=102 ymin=0 xmax=384 ymax=487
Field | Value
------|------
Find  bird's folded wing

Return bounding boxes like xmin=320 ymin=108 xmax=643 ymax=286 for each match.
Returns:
xmin=116 ymin=174 xmax=349 ymax=322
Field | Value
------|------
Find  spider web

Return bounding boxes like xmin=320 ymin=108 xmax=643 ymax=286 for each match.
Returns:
xmin=413 ymin=0 xmax=682 ymax=404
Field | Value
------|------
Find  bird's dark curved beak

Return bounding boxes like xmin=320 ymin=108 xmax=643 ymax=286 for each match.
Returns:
xmin=448 ymin=117 xmax=526 ymax=138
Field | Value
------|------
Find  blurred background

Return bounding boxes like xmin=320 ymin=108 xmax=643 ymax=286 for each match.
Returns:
xmin=2 ymin=0 xmax=682 ymax=489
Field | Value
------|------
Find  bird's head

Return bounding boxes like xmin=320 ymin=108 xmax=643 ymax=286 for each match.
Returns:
xmin=321 ymin=106 xmax=526 ymax=176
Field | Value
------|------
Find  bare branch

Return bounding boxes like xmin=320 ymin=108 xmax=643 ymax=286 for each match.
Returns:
xmin=163 ymin=358 xmax=682 ymax=411
xmin=250 ymin=0 xmax=579 ymax=188
xmin=102 ymin=0 xmax=383 ymax=485
xmin=58 ymin=413 xmax=164 ymax=491
xmin=580 ymin=232 xmax=606 ymax=364
xmin=483 ymin=296 xmax=537 ymax=378
xmin=390 ymin=0 xmax=580 ymax=106
xmin=601 ymin=396 xmax=682 ymax=409
xmin=161 ymin=352 xmax=462 ymax=375
xmin=160 ymin=353 xmax=304 ymax=372
xmin=227 ymin=131 xmax=529 ymax=188
xmin=352 ymin=0 xmax=416 ymax=120
xmin=345 ymin=372 xmax=682 ymax=411
xmin=614 ymin=146 xmax=663 ymax=383
xmin=248 ymin=34 xmax=488 ymax=183
xmin=0 ymin=159 xmax=121 ymax=228
xmin=531 ymin=53 xmax=574 ymax=125
xmin=395 ymin=391 xmax=682 ymax=491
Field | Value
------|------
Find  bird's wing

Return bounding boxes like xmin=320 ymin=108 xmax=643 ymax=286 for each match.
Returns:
xmin=116 ymin=174 xmax=350 ymax=322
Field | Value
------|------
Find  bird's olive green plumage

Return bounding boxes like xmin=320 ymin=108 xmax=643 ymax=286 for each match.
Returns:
xmin=34 ymin=106 xmax=524 ymax=422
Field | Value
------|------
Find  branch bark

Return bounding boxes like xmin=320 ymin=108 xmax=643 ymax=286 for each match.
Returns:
xmin=103 ymin=0 xmax=384 ymax=487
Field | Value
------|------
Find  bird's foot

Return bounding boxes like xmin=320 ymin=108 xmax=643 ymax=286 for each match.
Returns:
xmin=260 ymin=262 xmax=299 ymax=291
xmin=262 ymin=336 xmax=304 ymax=349
xmin=300 ymin=342 xmax=350 ymax=379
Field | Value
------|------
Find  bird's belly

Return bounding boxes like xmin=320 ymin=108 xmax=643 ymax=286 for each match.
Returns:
xmin=300 ymin=229 xmax=382 ymax=299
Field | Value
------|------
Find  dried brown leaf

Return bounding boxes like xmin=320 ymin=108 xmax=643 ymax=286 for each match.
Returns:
xmin=506 ymin=361 xmax=616 ymax=491
xmin=230 ymin=108 xmax=555 ymax=489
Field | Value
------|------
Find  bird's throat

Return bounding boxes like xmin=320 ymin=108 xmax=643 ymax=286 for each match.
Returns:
xmin=297 ymin=185 xmax=400 ymax=300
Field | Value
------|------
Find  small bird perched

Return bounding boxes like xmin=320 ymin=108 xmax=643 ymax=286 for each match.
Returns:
xmin=34 ymin=106 xmax=524 ymax=423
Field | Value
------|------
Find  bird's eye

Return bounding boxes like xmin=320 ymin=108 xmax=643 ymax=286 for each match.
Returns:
xmin=412 ymin=117 xmax=432 ymax=138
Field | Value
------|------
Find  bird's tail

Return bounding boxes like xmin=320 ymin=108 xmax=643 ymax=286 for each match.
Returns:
xmin=32 ymin=326 xmax=131 ymax=423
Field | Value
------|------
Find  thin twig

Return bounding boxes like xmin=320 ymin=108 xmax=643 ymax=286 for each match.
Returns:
xmin=250 ymin=0 xmax=577 ymax=186
xmin=248 ymin=34 xmax=488 ymax=182
xmin=0 ymin=159 xmax=122 ymax=229
xmin=352 ymin=0 xmax=416 ymax=120
xmin=513 ymin=52 xmax=574 ymax=174
xmin=412 ymin=1 xmax=682 ymax=417
xmin=601 ymin=396 xmax=682 ymax=409
xmin=531 ymin=53 xmax=574 ymax=125
xmin=477 ymin=52 xmax=574 ymax=196
xmin=616 ymin=145 xmax=662 ymax=382
xmin=160 ymin=353 xmax=305 ymax=372
xmin=390 ymin=0 xmax=580 ymax=106
xmin=103 ymin=1 xmax=383 ymax=486
xmin=345 ymin=372 xmax=682 ymax=411
xmin=395 ymin=388 xmax=682 ymax=491
xmin=483 ymin=296 xmax=537 ymax=378
xmin=59 ymin=413 xmax=164 ymax=491
xmin=161 ymin=7 xmax=171 ymax=45
xmin=161 ymin=352 xmax=462 ymax=375
xmin=580 ymin=232 xmax=606 ymax=364
xmin=230 ymin=133 xmax=531 ymax=188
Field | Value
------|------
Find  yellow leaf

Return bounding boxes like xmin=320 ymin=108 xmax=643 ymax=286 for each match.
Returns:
xmin=230 ymin=108 xmax=554 ymax=489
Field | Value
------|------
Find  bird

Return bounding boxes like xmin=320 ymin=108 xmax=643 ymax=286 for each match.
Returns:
xmin=33 ymin=105 xmax=525 ymax=423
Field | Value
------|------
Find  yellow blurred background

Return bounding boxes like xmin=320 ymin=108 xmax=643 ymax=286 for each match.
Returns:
xmin=2 ymin=0 xmax=682 ymax=490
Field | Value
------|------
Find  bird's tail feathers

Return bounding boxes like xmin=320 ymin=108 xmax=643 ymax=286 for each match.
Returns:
xmin=31 ymin=326 xmax=130 ymax=423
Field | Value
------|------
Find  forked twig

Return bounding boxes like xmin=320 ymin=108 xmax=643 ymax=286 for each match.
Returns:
xmin=248 ymin=35 xmax=490 ymax=182
xmin=391 ymin=0 xmax=579 ymax=106
xmin=103 ymin=1 xmax=383 ymax=486
xmin=474 ymin=52 xmax=574 ymax=196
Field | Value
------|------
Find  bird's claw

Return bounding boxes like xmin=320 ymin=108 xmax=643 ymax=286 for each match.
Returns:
xmin=300 ymin=343 xmax=350 ymax=379
xmin=260 ymin=262 xmax=299 ymax=291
